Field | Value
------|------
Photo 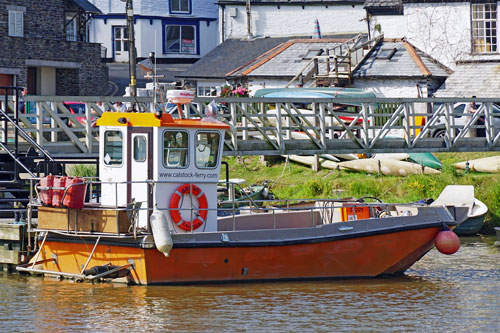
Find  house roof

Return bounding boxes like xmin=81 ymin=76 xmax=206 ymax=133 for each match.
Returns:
xmin=71 ymin=0 xmax=101 ymax=13
xmin=352 ymin=39 xmax=450 ymax=79
xmin=364 ymin=0 xmax=402 ymax=8
xmin=434 ymin=62 xmax=500 ymax=98
xmin=218 ymin=0 xmax=364 ymax=4
xmin=232 ymin=38 xmax=356 ymax=78
xmin=178 ymin=37 xmax=294 ymax=80
xmin=178 ymin=34 xmax=361 ymax=80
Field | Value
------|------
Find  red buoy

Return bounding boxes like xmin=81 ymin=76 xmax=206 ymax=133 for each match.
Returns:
xmin=435 ymin=229 xmax=460 ymax=255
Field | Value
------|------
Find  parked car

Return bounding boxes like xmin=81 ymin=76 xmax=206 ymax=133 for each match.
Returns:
xmin=63 ymin=102 xmax=97 ymax=127
xmin=430 ymin=102 xmax=500 ymax=138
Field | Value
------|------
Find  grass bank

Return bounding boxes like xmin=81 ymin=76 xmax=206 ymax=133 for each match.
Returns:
xmin=223 ymin=152 xmax=500 ymax=229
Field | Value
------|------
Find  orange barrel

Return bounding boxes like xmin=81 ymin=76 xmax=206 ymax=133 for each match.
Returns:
xmin=63 ymin=177 xmax=87 ymax=209
xmin=52 ymin=176 xmax=67 ymax=207
xmin=39 ymin=175 xmax=54 ymax=206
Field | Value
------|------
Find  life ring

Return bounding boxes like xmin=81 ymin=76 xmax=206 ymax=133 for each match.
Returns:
xmin=169 ymin=184 xmax=208 ymax=231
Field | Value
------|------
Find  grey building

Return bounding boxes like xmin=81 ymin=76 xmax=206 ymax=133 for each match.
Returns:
xmin=0 ymin=0 xmax=108 ymax=96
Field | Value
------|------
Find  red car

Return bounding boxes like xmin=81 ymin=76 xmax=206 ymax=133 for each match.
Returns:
xmin=63 ymin=102 xmax=97 ymax=127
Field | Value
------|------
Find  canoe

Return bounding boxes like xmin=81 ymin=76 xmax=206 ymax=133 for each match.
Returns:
xmin=290 ymin=132 xmax=358 ymax=161
xmin=408 ymin=153 xmax=443 ymax=170
xmin=453 ymin=199 xmax=488 ymax=236
xmin=282 ymin=155 xmax=342 ymax=170
xmin=339 ymin=158 xmax=441 ymax=176
xmin=453 ymin=155 xmax=500 ymax=173
xmin=371 ymin=153 xmax=409 ymax=161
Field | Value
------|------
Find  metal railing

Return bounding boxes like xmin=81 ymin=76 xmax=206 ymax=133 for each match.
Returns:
xmin=1 ymin=96 xmax=499 ymax=157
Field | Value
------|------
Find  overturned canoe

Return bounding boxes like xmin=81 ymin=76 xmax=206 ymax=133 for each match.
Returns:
xmin=454 ymin=155 xmax=500 ymax=173
xmin=339 ymin=158 xmax=441 ymax=176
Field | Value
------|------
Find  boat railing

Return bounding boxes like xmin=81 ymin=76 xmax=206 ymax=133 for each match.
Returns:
xmin=27 ymin=177 xmax=429 ymax=236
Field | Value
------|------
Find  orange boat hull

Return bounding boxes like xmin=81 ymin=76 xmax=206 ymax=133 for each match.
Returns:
xmin=38 ymin=227 xmax=439 ymax=284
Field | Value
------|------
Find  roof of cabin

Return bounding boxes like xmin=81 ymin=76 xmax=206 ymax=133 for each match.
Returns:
xmin=352 ymin=39 xmax=450 ymax=79
xmin=96 ymin=112 xmax=230 ymax=129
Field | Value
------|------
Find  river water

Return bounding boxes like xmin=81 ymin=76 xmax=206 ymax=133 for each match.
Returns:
xmin=1 ymin=236 xmax=499 ymax=332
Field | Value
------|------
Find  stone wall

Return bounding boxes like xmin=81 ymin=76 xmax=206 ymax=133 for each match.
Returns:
xmin=0 ymin=0 xmax=108 ymax=95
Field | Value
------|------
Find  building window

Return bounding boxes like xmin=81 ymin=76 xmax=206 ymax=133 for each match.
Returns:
xmin=472 ymin=3 xmax=497 ymax=53
xmin=171 ymin=0 xmax=191 ymax=13
xmin=197 ymin=86 xmax=218 ymax=97
xmin=66 ymin=14 xmax=77 ymax=41
xmin=8 ymin=10 xmax=23 ymax=37
xmin=166 ymin=25 xmax=196 ymax=54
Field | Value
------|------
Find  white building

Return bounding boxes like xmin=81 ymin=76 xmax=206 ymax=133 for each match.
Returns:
xmin=218 ymin=0 xmax=367 ymax=42
xmin=88 ymin=0 xmax=218 ymax=62
xmin=365 ymin=0 xmax=500 ymax=70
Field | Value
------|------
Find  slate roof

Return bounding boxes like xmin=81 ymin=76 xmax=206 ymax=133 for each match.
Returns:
xmin=233 ymin=39 xmax=351 ymax=77
xmin=178 ymin=34 xmax=361 ymax=80
xmin=178 ymin=37 xmax=294 ymax=79
xmin=434 ymin=62 xmax=500 ymax=98
xmin=218 ymin=0 xmax=364 ymax=4
xmin=352 ymin=39 xmax=450 ymax=79
xmin=364 ymin=0 xmax=402 ymax=8
xmin=71 ymin=0 xmax=101 ymax=13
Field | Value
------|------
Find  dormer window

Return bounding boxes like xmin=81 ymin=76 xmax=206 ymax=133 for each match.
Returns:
xmin=472 ymin=3 xmax=497 ymax=53
xmin=377 ymin=48 xmax=397 ymax=59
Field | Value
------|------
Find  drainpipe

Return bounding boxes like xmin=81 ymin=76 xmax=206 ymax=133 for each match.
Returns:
xmin=366 ymin=11 xmax=371 ymax=40
xmin=221 ymin=5 xmax=225 ymax=43
xmin=246 ymin=0 xmax=253 ymax=40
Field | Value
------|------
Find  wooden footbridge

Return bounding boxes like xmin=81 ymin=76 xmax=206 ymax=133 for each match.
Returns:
xmin=7 ymin=95 xmax=500 ymax=158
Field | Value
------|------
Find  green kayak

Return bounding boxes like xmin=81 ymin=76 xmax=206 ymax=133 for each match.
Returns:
xmin=408 ymin=153 xmax=443 ymax=169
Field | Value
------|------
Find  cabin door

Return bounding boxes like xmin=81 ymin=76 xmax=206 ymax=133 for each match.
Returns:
xmin=128 ymin=129 xmax=153 ymax=228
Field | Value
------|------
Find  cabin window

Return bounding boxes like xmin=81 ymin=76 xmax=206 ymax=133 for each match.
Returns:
xmin=170 ymin=0 xmax=191 ymax=14
xmin=163 ymin=131 xmax=188 ymax=168
xmin=165 ymin=25 xmax=196 ymax=54
xmin=103 ymin=131 xmax=123 ymax=166
xmin=133 ymin=136 xmax=147 ymax=162
xmin=195 ymin=132 xmax=220 ymax=169
xmin=472 ymin=3 xmax=497 ymax=53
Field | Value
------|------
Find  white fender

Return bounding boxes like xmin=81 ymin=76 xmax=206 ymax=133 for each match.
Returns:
xmin=150 ymin=208 xmax=173 ymax=257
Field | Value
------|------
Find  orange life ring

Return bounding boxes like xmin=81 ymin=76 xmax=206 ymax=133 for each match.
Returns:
xmin=169 ymin=184 xmax=208 ymax=231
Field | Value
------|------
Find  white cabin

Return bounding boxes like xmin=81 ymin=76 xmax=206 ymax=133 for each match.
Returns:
xmin=97 ymin=112 xmax=228 ymax=232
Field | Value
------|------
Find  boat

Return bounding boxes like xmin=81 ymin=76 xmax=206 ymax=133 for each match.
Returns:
xmin=281 ymin=155 xmax=342 ymax=170
xmin=452 ymin=199 xmax=488 ymax=236
xmin=453 ymin=155 xmax=500 ymax=173
xmin=428 ymin=185 xmax=487 ymax=236
xmin=17 ymin=109 xmax=465 ymax=285
xmin=494 ymin=227 xmax=500 ymax=247
xmin=339 ymin=158 xmax=441 ymax=176
xmin=407 ymin=153 xmax=443 ymax=170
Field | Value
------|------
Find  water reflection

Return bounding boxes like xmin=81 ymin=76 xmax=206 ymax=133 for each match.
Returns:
xmin=1 ymin=237 xmax=499 ymax=331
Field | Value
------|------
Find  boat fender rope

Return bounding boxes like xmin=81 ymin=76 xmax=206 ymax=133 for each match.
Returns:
xmin=169 ymin=184 xmax=208 ymax=231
